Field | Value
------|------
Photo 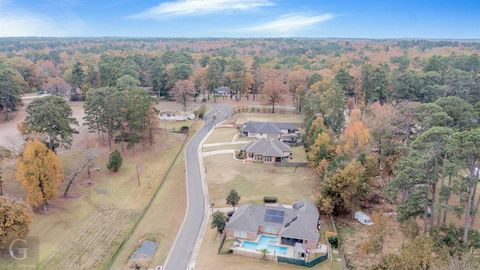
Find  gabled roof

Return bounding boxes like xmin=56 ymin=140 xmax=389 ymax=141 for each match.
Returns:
xmin=241 ymin=138 xmax=291 ymax=157
xmin=280 ymin=201 xmax=320 ymax=241
xmin=242 ymin=121 xmax=298 ymax=134
xmin=226 ymin=200 xmax=320 ymax=241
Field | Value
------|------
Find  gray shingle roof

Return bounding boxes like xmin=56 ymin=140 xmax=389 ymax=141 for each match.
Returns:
xmin=241 ymin=138 xmax=291 ymax=157
xmin=226 ymin=200 xmax=320 ymax=241
xmin=242 ymin=121 xmax=298 ymax=135
xmin=213 ymin=86 xmax=230 ymax=94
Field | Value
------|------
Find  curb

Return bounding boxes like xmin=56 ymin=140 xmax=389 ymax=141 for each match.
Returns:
xmin=189 ymin=114 xmax=229 ymax=269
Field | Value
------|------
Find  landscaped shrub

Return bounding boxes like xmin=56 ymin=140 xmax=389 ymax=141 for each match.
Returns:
xmin=107 ymin=149 xmax=123 ymax=172
xmin=235 ymin=151 xmax=246 ymax=159
xmin=263 ymin=196 xmax=278 ymax=204
xmin=179 ymin=126 xmax=190 ymax=133
xmin=328 ymin=236 xmax=339 ymax=248
xmin=195 ymin=104 xmax=207 ymax=119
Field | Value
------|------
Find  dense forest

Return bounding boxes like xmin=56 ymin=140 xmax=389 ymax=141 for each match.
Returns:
xmin=1 ymin=38 xmax=480 ymax=269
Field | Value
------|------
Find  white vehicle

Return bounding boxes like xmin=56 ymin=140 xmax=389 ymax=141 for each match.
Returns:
xmin=354 ymin=211 xmax=374 ymax=226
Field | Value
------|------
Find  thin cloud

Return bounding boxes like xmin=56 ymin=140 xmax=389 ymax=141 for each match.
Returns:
xmin=0 ymin=1 xmax=85 ymax=36
xmin=129 ymin=0 xmax=274 ymax=19
xmin=242 ymin=13 xmax=335 ymax=34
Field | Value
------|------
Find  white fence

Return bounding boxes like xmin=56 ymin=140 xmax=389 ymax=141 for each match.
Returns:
xmin=232 ymin=247 xmax=278 ymax=262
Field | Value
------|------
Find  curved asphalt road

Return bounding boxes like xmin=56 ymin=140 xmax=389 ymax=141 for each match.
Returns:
xmin=164 ymin=104 xmax=232 ymax=270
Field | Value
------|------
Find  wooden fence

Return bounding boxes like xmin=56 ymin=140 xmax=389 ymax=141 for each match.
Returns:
xmin=330 ymin=216 xmax=350 ymax=270
xmin=275 ymin=162 xmax=310 ymax=168
xmin=235 ymin=106 xmax=297 ymax=114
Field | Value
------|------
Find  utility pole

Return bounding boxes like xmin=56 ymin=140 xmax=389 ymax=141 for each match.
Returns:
xmin=136 ymin=164 xmax=141 ymax=187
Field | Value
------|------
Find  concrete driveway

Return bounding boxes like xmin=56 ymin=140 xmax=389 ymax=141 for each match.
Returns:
xmin=163 ymin=104 xmax=232 ymax=270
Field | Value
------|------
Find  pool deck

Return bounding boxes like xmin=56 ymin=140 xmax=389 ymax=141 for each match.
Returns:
xmin=232 ymin=234 xmax=295 ymax=258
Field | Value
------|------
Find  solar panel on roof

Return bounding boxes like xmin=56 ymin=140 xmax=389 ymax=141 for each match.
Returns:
xmin=264 ymin=209 xmax=285 ymax=224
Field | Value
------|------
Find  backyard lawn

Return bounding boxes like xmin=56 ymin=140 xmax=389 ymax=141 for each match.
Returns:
xmin=204 ymin=155 xmax=318 ymax=207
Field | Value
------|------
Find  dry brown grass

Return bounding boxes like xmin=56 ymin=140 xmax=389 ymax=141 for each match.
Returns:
xmin=233 ymin=113 xmax=303 ymax=125
xmin=204 ymin=127 xmax=239 ymax=144
xmin=39 ymin=208 xmax=138 ymax=270
xmin=110 ymin=151 xmax=188 ymax=269
xmin=336 ymin=215 xmax=405 ymax=270
xmin=204 ymin=154 xmax=318 ymax=208
xmin=0 ymin=131 xmax=188 ymax=269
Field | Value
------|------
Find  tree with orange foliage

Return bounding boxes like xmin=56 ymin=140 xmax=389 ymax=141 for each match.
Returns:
xmin=304 ymin=116 xmax=327 ymax=147
xmin=337 ymin=120 xmax=370 ymax=158
xmin=172 ymin=78 xmax=195 ymax=111
xmin=319 ymin=160 xmax=368 ymax=215
xmin=308 ymin=132 xmax=335 ymax=166
xmin=193 ymin=67 xmax=208 ymax=100
xmin=0 ymin=196 xmax=32 ymax=248
xmin=16 ymin=139 xmax=64 ymax=211
xmin=261 ymin=77 xmax=287 ymax=113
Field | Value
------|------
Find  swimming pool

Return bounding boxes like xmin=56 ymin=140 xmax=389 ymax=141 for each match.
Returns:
xmin=241 ymin=235 xmax=289 ymax=255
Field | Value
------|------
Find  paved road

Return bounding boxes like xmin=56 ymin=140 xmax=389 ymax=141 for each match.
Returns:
xmin=164 ymin=104 xmax=232 ymax=270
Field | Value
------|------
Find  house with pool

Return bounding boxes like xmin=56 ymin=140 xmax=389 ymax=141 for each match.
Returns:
xmin=224 ymin=200 xmax=321 ymax=261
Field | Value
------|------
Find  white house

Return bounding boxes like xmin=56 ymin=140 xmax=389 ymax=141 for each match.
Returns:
xmin=159 ymin=111 xmax=195 ymax=121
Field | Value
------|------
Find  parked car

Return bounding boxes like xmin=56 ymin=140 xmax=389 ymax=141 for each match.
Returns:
xmin=354 ymin=211 xmax=374 ymax=226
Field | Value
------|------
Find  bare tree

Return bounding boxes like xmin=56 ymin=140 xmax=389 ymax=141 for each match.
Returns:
xmin=261 ymin=78 xmax=287 ymax=113
xmin=43 ymin=77 xmax=71 ymax=96
xmin=172 ymin=78 xmax=195 ymax=111
xmin=64 ymin=149 xmax=99 ymax=197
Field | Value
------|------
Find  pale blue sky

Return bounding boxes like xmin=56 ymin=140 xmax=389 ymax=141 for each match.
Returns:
xmin=0 ymin=0 xmax=479 ymax=38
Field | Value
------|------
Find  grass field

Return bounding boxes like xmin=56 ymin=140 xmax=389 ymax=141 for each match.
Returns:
xmin=0 ymin=131 xmax=188 ymax=270
xmin=109 ymin=123 xmax=200 ymax=269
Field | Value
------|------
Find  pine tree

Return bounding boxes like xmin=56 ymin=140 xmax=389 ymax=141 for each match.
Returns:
xmin=107 ymin=149 xmax=123 ymax=172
